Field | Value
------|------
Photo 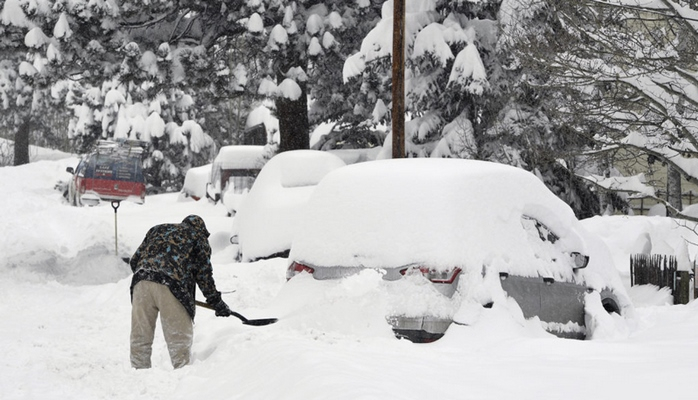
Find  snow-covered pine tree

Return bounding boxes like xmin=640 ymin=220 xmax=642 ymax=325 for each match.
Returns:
xmin=344 ymin=0 xmax=602 ymax=217
xmin=0 ymin=0 xmax=70 ymax=165
xmin=305 ymin=0 xmax=385 ymax=149
xmin=1 ymin=0 xmax=219 ymax=191
xmin=1 ymin=0 xmax=386 ymax=189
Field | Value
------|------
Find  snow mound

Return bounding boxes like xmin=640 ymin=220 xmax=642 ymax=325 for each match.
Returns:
xmin=627 ymin=284 xmax=674 ymax=307
xmin=1 ymin=244 xmax=131 ymax=286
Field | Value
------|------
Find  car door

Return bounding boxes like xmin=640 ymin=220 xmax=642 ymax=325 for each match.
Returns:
xmin=72 ymin=158 xmax=89 ymax=206
xmin=538 ymin=278 xmax=587 ymax=338
xmin=499 ymin=215 xmax=588 ymax=339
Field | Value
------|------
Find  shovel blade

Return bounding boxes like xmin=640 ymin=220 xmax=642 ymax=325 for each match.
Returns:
xmin=243 ymin=318 xmax=278 ymax=326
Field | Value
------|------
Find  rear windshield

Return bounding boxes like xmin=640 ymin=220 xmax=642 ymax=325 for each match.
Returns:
xmin=87 ymin=154 xmax=144 ymax=182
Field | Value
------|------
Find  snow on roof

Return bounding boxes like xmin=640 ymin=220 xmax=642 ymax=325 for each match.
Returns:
xmin=579 ymin=172 xmax=655 ymax=197
xmin=325 ymin=148 xmax=382 ymax=165
xmin=212 ymin=145 xmax=266 ymax=170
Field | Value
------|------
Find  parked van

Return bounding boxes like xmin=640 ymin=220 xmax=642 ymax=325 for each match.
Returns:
xmin=66 ymin=140 xmax=146 ymax=206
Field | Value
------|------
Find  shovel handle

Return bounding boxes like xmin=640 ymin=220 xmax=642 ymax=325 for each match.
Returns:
xmin=195 ymin=300 xmax=278 ymax=326
xmin=195 ymin=299 xmax=215 ymax=311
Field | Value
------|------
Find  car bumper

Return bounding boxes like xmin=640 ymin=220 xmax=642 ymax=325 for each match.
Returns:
xmin=388 ymin=315 xmax=452 ymax=343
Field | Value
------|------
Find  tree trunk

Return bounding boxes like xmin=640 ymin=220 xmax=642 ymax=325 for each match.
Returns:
xmin=14 ymin=116 xmax=30 ymax=166
xmin=391 ymin=0 xmax=405 ymax=159
xmin=667 ymin=164 xmax=682 ymax=216
xmin=276 ymin=82 xmax=309 ymax=153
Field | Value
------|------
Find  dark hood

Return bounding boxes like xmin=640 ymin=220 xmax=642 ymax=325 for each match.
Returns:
xmin=182 ymin=215 xmax=210 ymax=238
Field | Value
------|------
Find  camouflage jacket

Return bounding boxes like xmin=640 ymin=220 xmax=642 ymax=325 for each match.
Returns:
xmin=129 ymin=215 xmax=222 ymax=319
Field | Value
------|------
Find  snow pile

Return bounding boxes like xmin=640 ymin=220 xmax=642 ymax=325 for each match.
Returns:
xmin=581 ymin=214 xmax=698 ymax=285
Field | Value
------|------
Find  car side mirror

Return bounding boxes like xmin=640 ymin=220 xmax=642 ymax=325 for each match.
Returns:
xmin=66 ymin=166 xmax=75 ymax=174
xmin=571 ymin=252 xmax=589 ymax=269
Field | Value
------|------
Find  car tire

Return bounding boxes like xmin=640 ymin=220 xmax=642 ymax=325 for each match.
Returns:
xmin=598 ymin=288 xmax=621 ymax=314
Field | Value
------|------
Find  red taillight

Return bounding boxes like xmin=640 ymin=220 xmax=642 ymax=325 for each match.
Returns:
xmin=400 ymin=266 xmax=462 ymax=284
xmin=286 ymin=261 xmax=315 ymax=280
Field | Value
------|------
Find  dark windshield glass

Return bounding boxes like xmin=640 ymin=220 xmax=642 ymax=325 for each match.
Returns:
xmin=87 ymin=154 xmax=144 ymax=182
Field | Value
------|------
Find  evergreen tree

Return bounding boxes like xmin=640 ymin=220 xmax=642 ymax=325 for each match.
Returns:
xmin=1 ymin=0 xmax=383 ymax=189
xmin=345 ymin=0 xmax=602 ymax=217
xmin=0 ymin=0 xmax=68 ymax=165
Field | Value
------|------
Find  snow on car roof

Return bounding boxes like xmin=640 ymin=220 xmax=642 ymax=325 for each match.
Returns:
xmin=290 ymin=158 xmax=608 ymax=281
xmin=213 ymin=145 xmax=266 ymax=170
xmin=235 ymin=150 xmax=347 ymax=261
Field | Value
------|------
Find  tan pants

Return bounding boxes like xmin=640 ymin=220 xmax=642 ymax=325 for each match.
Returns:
xmin=130 ymin=280 xmax=193 ymax=369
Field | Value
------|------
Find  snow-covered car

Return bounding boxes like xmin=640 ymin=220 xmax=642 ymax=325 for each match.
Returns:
xmin=286 ymin=158 xmax=631 ymax=343
xmin=66 ymin=140 xmax=146 ymax=206
xmin=206 ymin=145 xmax=266 ymax=216
xmin=180 ymin=164 xmax=211 ymax=201
xmin=232 ymin=150 xmax=347 ymax=262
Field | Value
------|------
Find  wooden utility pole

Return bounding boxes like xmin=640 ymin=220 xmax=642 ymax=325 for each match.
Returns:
xmin=391 ymin=0 xmax=405 ymax=159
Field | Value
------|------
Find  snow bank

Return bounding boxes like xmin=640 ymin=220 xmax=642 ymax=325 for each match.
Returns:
xmin=581 ymin=214 xmax=698 ymax=280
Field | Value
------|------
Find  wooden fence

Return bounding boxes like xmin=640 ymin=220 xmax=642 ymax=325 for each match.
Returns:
xmin=630 ymin=254 xmax=693 ymax=304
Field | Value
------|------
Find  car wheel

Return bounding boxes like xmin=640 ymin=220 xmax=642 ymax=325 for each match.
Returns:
xmin=599 ymin=288 xmax=621 ymax=314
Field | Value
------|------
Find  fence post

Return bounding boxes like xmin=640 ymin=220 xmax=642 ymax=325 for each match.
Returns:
xmin=695 ymin=262 xmax=698 ymax=300
xmin=676 ymin=271 xmax=691 ymax=305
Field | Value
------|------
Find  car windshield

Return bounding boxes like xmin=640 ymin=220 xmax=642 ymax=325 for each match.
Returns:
xmin=87 ymin=154 xmax=143 ymax=182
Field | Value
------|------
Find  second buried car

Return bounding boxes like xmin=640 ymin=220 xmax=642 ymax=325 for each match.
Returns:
xmin=286 ymin=158 xmax=631 ymax=342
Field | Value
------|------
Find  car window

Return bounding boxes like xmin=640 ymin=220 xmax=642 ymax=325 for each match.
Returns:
xmin=76 ymin=159 xmax=87 ymax=176
xmin=230 ymin=176 xmax=255 ymax=194
xmin=520 ymin=214 xmax=565 ymax=267
xmin=521 ymin=215 xmax=559 ymax=243
xmin=521 ymin=215 xmax=585 ymax=274
xmin=92 ymin=154 xmax=143 ymax=182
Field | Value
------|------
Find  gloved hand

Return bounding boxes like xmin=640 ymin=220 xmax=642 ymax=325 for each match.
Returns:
xmin=214 ymin=300 xmax=234 ymax=317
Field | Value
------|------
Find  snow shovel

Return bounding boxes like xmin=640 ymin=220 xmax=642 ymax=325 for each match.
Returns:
xmin=195 ymin=300 xmax=278 ymax=326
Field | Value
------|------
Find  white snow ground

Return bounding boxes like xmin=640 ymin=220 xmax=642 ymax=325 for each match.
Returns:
xmin=1 ymin=153 xmax=698 ymax=400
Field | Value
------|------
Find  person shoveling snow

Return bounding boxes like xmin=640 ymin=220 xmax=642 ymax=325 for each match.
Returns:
xmin=129 ymin=215 xmax=235 ymax=369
